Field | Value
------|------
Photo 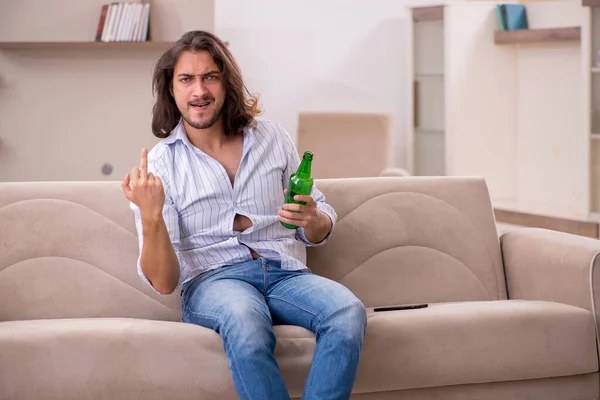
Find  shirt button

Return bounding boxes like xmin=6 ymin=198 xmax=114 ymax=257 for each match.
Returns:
xmin=233 ymin=201 xmax=237 ymax=207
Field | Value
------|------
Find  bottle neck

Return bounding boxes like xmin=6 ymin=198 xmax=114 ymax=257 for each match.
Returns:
xmin=297 ymin=159 xmax=312 ymax=176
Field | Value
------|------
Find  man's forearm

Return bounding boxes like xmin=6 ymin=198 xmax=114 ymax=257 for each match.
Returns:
xmin=140 ymin=216 xmax=180 ymax=294
xmin=303 ymin=211 xmax=332 ymax=244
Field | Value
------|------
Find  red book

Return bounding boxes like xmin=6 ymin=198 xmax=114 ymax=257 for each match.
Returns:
xmin=95 ymin=4 xmax=109 ymax=42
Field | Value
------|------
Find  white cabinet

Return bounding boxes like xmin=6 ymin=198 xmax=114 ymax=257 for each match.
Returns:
xmin=408 ymin=2 xmax=589 ymax=220
xmin=408 ymin=6 xmax=446 ymax=176
xmin=584 ymin=1 xmax=600 ymax=217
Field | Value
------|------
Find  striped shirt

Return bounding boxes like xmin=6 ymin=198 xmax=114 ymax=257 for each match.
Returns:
xmin=130 ymin=118 xmax=337 ymax=292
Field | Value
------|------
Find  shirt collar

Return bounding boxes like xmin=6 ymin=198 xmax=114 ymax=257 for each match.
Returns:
xmin=163 ymin=118 xmax=255 ymax=153
xmin=163 ymin=118 xmax=188 ymax=146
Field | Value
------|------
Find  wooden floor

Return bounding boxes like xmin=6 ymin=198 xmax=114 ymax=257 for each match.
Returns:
xmin=494 ymin=208 xmax=600 ymax=239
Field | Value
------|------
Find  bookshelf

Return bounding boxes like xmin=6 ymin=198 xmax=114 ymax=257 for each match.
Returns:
xmin=494 ymin=27 xmax=581 ymax=45
xmin=409 ymin=5 xmax=446 ymax=176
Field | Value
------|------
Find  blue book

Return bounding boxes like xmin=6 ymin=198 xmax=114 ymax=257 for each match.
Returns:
xmin=496 ymin=5 xmax=507 ymax=31
xmin=503 ymin=4 xmax=528 ymax=30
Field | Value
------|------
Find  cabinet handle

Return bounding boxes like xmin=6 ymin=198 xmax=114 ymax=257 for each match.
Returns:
xmin=413 ymin=80 xmax=419 ymax=128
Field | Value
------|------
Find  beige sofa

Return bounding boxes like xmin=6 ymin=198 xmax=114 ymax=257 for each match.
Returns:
xmin=1 ymin=177 xmax=599 ymax=399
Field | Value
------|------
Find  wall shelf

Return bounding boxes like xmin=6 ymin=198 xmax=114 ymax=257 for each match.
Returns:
xmin=494 ymin=27 xmax=581 ymax=45
xmin=0 ymin=41 xmax=175 ymax=49
xmin=583 ymin=0 xmax=600 ymax=7
xmin=0 ymin=40 xmax=229 ymax=50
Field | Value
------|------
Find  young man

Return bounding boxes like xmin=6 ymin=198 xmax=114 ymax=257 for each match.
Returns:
xmin=121 ymin=30 xmax=367 ymax=400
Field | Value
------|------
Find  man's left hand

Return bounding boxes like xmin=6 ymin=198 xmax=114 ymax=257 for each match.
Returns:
xmin=279 ymin=190 xmax=322 ymax=228
xmin=279 ymin=190 xmax=332 ymax=243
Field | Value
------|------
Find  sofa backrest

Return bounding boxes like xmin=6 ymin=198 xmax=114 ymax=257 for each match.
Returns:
xmin=0 ymin=182 xmax=182 ymax=322
xmin=307 ymin=177 xmax=507 ymax=307
xmin=0 ymin=177 xmax=506 ymax=322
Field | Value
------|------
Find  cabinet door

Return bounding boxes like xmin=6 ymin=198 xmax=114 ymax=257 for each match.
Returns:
xmin=412 ymin=10 xmax=445 ymax=176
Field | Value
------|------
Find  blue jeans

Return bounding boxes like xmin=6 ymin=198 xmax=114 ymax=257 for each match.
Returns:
xmin=181 ymin=258 xmax=367 ymax=400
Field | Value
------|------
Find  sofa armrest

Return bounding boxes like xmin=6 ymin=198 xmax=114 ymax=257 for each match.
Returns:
xmin=501 ymin=227 xmax=600 ymax=313
xmin=501 ymin=227 xmax=600 ymax=360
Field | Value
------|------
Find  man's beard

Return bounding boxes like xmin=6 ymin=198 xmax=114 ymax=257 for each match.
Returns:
xmin=183 ymin=100 xmax=223 ymax=130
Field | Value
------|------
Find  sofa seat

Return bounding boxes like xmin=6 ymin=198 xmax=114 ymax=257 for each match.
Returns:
xmin=0 ymin=318 xmax=242 ymax=400
xmin=352 ymin=300 xmax=598 ymax=394
xmin=0 ymin=300 xmax=596 ymax=400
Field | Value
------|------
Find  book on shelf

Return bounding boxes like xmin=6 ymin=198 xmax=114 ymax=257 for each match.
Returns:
xmin=95 ymin=2 xmax=151 ymax=42
xmin=496 ymin=4 xmax=529 ymax=31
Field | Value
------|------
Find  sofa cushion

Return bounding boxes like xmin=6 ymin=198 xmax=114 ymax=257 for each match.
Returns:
xmin=353 ymin=300 xmax=598 ymax=394
xmin=0 ymin=182 xmax=182 ymax=322
xmin=0 ymin=318 xmax=240 ymax=400
xmin=0 ymin=300 xmax=596 ymax=399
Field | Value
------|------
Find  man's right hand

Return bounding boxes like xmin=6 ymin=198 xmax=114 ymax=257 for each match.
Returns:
xmin=121 ymin=148 xmax=165 ymax=221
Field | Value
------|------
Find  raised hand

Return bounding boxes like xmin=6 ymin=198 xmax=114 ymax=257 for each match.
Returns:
xmin=121 ymin=148 xmax=165 ymax=221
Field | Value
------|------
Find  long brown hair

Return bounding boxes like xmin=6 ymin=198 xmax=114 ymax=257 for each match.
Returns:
xmin=151 ymin=30 xmax=261 ymax=138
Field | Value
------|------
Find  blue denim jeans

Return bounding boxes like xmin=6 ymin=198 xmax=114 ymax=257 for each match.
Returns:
xmin=181 ymin=257 xmax=367 ymax=400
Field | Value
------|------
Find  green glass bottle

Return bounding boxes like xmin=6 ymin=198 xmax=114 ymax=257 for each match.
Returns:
xmin=281 ymin=151 xmax=314 ymax=229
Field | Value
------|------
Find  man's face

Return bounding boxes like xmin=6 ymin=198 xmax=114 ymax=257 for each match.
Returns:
xmin=172 ymin=50 xmax=225 ymax=130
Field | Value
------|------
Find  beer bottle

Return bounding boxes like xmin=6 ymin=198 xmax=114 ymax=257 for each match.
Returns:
xmin=281 ymin=151 xmax=314 ymax=229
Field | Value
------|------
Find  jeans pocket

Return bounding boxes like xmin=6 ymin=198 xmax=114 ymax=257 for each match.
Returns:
xmin=181 ymin=267 xmax=225 ymax=301
xmin=181 ymin=274 xmax=203 ymax=302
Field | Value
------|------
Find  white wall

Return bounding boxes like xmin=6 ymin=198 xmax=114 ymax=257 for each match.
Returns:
xmin=215 ymin=0 xmax=452 ymax=169
xmin=444 ymin=3 xmax=518 ymax=202
xmin=515 ymin=2 xmax=587 ymax=218
xmin=0 ymin=0 xmax=214 ymax=182
xmin=2 ymin=0 xmax=584 ymax=197
xmin=0 ymin=0 xmax=456 ymax=181
xmin=444 ymin=1 xmax=587 ymax=218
